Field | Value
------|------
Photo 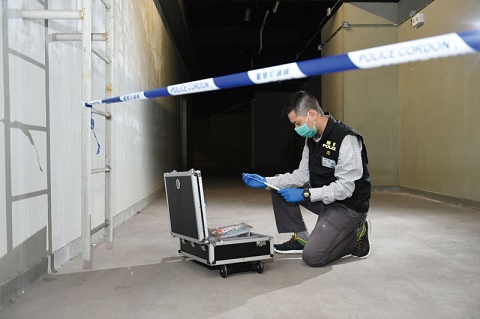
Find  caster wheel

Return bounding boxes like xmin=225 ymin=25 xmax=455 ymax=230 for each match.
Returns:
xmin=219 ymin=265 xmax=228 ymax=278
xmin=255 ymin=261 xmax=264 ymax=274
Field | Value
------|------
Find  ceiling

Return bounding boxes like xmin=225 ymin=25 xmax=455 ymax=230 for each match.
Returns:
xmin=186 ymin=0 xmax=337 ymax=78
xmin=156 ymin=0 xmax=400 ymax=115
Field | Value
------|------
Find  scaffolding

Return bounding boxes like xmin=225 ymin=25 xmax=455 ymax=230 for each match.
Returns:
xmin=22 ymin=0 xmax=114 ymax=266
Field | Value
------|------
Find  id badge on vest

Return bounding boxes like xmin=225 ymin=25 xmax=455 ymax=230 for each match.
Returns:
xmin=322 ymin=156 xmax=337 ymax=168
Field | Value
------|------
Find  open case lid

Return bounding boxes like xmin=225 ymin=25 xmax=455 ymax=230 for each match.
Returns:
xmin=164 ymin=169 xmax=208 ymax=242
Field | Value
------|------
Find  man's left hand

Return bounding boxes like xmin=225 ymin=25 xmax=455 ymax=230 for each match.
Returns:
xmin=278 ymin=188 xmax=304 ymax=203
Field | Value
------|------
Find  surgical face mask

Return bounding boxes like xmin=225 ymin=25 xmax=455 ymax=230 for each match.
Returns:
xmin=295 ymin=114 xmax=317 ymax=138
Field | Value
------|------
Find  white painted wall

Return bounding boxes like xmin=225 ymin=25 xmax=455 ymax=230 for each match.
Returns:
xmin=1 ymin=0 xmax=50 ymax=296
xmin=0 ymin=0 xmax=5 ymax=262
xmin=1 ymin=0 xmax=184 ymax=304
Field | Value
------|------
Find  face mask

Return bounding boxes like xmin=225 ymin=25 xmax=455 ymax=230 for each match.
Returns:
xmin=295 ymin=114 xmax=317 ymax=138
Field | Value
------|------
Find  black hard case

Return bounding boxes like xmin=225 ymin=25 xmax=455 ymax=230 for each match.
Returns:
xmin=164 ymin=170 xmax=274 ymax=275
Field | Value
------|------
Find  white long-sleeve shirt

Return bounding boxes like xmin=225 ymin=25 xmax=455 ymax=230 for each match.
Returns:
xmin=265 ymin=135 xmax=363 ymax=204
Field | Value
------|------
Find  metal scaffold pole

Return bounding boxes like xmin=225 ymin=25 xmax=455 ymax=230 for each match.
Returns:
xmin=104 ymin=0 xmax=114 ymax=244
xmin=81 ymin=0 xmax=93 ymax=265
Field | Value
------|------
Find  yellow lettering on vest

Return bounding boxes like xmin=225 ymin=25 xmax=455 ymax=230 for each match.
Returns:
xmin=322 ymin=143 xmax=337 ymax=151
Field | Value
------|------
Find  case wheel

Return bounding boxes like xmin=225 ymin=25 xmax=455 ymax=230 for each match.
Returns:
xmin=218 ymin=262 xmax=265 ymax=278
xmin=255 ymin=261 xmax=264 ymax=274
xmin=219 ymin=265 xmax=229 ymax=278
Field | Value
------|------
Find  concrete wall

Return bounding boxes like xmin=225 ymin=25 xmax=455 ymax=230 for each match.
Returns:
xmin=321 ymin=0 xmax=480 ymax=203
xmin=398 ymin=0 xmax=480 ymax=202
xmin=1 ymin=0 xmax=184 ymax=306
xmin=321 ymin=3 xmax=399 ymax=187
xmin=321 ymin=7 xmax=345 ymax=120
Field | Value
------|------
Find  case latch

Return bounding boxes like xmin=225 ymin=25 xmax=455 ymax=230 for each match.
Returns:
xmin=256 ymin=241 xmax=267 ymax=247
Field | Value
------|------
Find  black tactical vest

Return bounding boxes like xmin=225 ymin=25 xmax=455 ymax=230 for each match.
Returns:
xmin=307 ymin=114 xmax=371 ymax=213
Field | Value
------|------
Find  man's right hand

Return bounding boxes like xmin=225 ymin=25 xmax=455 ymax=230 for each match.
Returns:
xmin=242 ymin=173 xmax=267 ymax=189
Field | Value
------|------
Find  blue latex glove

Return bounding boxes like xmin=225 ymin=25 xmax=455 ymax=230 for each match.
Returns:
xmin=278 ymin=188 xmax=304 ymax=203
xmin=242 ymin=173 xmax=267 ymax=189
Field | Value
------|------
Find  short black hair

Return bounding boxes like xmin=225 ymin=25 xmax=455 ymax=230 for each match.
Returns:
xmin=281 ymin=91 xmax=323 ymax=117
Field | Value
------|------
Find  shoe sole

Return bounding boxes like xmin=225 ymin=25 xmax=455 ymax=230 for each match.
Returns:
xmin=274 ymin=248 xmax=303 ymax=254
xmin=352 ymin=218 xmax=372 ymax=259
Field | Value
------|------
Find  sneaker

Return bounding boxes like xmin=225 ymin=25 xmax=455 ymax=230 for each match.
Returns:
xmin=352 ymin=218 xmax=371 ymax=258
xmin=274 ymin=234 xmax=306 ymax=254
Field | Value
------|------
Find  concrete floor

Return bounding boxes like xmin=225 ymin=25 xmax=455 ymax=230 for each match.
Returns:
xmin=1 ymin=177 xmax=480 ymax=319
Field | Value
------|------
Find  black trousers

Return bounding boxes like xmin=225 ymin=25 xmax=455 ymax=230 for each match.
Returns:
xmin=271 ymin=190 xmax=366 ymax=267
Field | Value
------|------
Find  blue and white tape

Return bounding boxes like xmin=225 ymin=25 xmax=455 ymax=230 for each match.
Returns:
xmin=84 ymin=30 xmax=480 ymax=107
xmin=348 ymin=32 xmax=477 ymax=68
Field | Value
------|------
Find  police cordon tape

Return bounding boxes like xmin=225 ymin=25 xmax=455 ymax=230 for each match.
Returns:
xmin=83 ymin=30 xmax=480 ymax=107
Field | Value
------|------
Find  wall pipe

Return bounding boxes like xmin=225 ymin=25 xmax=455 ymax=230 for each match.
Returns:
xmin=21 ymin=10 xmax=83 ymax=20
xmin=92 ymin=48 xmax=110 ymax=64
xmin=92 ymin=167 xmax=111 ymax=174
xmin=104 ymin=0 xmax=114 ymax=244
xmin=81 ymin=0 xmax=92 ymax=265
xmin=91 ymin=108 xmax=111 ymax=118
xmin=52 ymin=33 xmax=107 ymax=42
xmin=317 ymin=23 xmax=398 ymax=52
xmin=99 ymin=0 xmax=109 ymax=8
xmin=91 ymin=220 xmax=111 ymax=236
xmin=84 ymin=30 xmax=480 ymax=107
